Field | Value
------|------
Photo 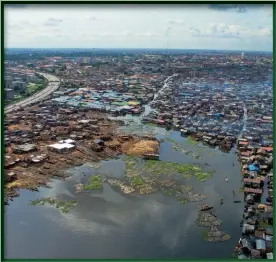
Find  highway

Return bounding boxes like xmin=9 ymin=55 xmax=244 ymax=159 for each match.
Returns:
xmin=5 ymin=73 xmax=60 ymax=114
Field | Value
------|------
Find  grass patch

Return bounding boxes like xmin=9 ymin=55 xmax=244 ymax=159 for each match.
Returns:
xmin=187 ymin=136 xmax=198 ymax=145
xmin=83 ymin=175 xmax=102 ymax=190
xmin=29 ymin=197 xmax=78 ymax=213
xmin=259 ymin=220 xmax=273 ymax=228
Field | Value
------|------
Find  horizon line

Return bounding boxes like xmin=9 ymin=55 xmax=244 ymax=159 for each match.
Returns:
xmin=5 ymin=47 xmax=273 ymax=53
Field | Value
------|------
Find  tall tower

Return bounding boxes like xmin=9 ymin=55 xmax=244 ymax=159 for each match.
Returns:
xmin=241 ymin=52 xmax=244 ymax=60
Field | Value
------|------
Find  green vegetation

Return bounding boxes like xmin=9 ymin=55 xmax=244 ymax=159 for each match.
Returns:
xmin=259 ymin=219 xmax=273 ymax=228
xmin=129 ymin=176 xmax=144 ymax=186
xmin=26 ymin=82 xmax=44 ymax=95
xmin=83 ymin=175 xmax=103 ymax=190
xmin=239 ymin=186 xmax=244 ymax=192
xmin=29 ymin=197 xmax=78 ymax=213
xmin=6 ymin=80 xmax=47 ymax=106
xmin=208 ymin=152 xmax=216 ymax=156
xmin=201 ymin=229 xmax=208 ymax=240
xmin=176 ymin=196 xmax=188 ymax=204
xmin=163 ymin=188 xmax=175 ymax=196
xmin=187 ymin=136 xmax=198 ymax=145
xmin=166 ymin=138 xmax=177 ymax=143
xmin=123 ymin=156 xmax=214 ymax=182
xmin=194 ymin=172 xmax=213 ymax=182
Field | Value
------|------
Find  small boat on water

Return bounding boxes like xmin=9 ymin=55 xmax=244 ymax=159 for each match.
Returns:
xmin=143 ymin=153 xmax=160 ymax=160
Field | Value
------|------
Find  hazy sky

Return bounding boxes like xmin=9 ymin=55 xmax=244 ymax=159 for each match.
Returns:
xmin=5 ymin=4 xmax=273 ymax=51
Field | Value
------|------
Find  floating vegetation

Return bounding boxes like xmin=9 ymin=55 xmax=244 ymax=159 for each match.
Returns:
xmin=187 ymin=136 xmax=199 ymax=145
xmin=106 ymin=178 xmax=135 ymax=194
xmin=201 ymin=229 xmax=209 ymax=240
xmin=196 ymin=204 xmax=230 ymax=242
xmin=29 ymin=197 xmax=78 ymax=213
xmin=123 ymin=157 xmax=214 ymax=184
xmin=139 ymin=184 xmax=156 ymax=195
xmin=83 ymin=175 xmax=103 ymax=190
xmin=179 ymin=184 xmax=193 ymax=193
xmin=196 ymin=207 xmax=222 ymax=227
xmin=177 ymin=197 xmax=188 ymax=204
xmin=194 ymin=172 xmax=213 ymax=182
xmin=205 ymin=226 xmax=231 ymax=242
xmin=129 ymin=176 xmax=144 ymax=186
xmin=187 ymin=192 xmax=208 ymax=202
xmin=166 ymin=138 xmax=177 ymax=143
xmin=120 ymin=184 xmax=135 ymax=194
xmin=208 ymin=152 xmax=216 ymax=156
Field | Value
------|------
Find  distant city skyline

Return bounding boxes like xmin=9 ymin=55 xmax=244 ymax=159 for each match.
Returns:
xmin=5 ymin=4 xmax=273 ymax=51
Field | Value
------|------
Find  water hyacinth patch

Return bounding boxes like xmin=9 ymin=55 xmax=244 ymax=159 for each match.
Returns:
xmin=83 ymin=175 xmax=103 ymax=190
xmin=29 ymin=197 xmax=78 ymax=214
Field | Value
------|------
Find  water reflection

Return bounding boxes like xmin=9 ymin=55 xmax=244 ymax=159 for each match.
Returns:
xmin=5 ymin=127 xmax=243 ymax=259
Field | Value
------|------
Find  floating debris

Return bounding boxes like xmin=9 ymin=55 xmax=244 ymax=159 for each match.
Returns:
xmin=29 ymin=197 xmax=78 ymax=213
xmin=187 ymin=192 xmax=208 ymax=202
xmin=179 ymin=184 xmax=193 ymax=194
xmin=74 ymin=183 xmax=84 ymax=193
xmin=139 ymin=184 xmax=156 ymax=195
xmin=196 ymin=209 xmax=222 ymax=227
xmin=200 ymin=203 xmax=214 ymax=211
xmin=204 ymin=226 xmax=231 ymax=242
xmin=120 ymin=184 xmax=135 ymax=194
xmin=106 ymin=178 xmax=135 ymax=194
xmin=86 ymin=162 xmax=101 ymax=169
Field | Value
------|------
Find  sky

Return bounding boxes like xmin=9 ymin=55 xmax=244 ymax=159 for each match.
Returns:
xmin=5 ymin=4 xmax=273 ymax=51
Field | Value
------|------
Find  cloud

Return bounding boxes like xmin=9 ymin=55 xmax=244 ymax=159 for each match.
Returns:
xmin=189 ymin=23 xmax=242 ymax=39
xmin=89 ymin=16 xmax=97 ymax=21
xmin=44 ymin=17 xmax=62 ymax=26
xmin=168 ymin=20 xmax=184 ymax=25
xmin=164 ymin=27 xmax=172 ymax=37
xmin=135 ymin=31 xmax=159 ymax=38
xmin=208 ymin=4 xmax=248 ymax=13
xmin=189 ymin=22 xmax=272 ymax=40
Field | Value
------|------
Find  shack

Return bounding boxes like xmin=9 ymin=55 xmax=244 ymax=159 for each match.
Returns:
xmin=244 ymin=187 xmax=262 ymax=201
xmin=13 ymin=143 xmax=37 ymax=154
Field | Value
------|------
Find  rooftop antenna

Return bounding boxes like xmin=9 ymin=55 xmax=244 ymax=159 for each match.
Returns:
xmin=166 ymin=38 xmax=171 ymax=69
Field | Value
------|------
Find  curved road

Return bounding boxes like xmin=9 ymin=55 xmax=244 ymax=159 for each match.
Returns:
xmin=5 ymin=73 xmax=60 ymax=114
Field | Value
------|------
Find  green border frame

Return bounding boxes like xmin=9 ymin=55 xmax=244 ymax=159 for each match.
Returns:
xmin=1 ymin=1 xmax=275 ymax=261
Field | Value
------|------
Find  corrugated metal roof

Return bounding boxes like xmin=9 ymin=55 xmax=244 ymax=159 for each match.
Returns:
xmin=256 ymin=239 xmax=266 ymax=250
xmin=244 ymin=187 xmax=262 ymax=194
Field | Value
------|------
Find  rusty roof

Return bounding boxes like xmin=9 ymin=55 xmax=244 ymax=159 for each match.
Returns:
xmin=244 ymin=187 xmax=262 ymax=194
xmin=244 ymin=178 xmax=261 ymax=184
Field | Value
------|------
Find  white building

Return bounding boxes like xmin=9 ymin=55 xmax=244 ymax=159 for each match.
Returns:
xmin=48 ymin=139 xmax=76 ymax=154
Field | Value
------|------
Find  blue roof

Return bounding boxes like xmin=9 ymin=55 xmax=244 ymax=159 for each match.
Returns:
xmin=248 ymin=164 xmax=260 ymax=172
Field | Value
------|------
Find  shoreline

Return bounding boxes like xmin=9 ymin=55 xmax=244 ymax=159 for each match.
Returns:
xmin=4 ymin=74 xmax=272 ymax=259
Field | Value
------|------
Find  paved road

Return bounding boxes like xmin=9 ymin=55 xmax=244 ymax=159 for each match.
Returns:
xmin=5 ymin=73 xmax=60 ymax=114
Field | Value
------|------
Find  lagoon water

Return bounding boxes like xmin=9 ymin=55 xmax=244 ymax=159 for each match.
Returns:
xmin=5 ymin=127 xmax=244 ymax=259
